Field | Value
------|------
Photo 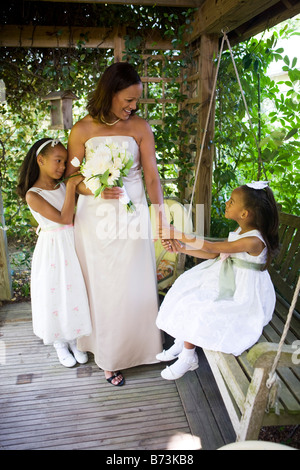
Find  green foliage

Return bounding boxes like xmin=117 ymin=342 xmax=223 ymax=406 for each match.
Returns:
xmin=0 ymin=6 xmax=299 ymax=242
xmin=211 ymin=20 xmax=300 ymax=235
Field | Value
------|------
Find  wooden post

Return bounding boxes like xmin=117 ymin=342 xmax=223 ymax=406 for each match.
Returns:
xmin=195 ymin=34 xmax=219 ymax=236
xmin=0 ymin=191 xmax=12 ymax=301
xmin=114 ymin=26 xmax=126 ymax=62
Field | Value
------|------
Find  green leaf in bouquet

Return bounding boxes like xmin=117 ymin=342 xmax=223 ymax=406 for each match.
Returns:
xmin=94 ymin=187 xmax=103 ymax=198
xmin=100 ymin=169 xmax=110 ymax=185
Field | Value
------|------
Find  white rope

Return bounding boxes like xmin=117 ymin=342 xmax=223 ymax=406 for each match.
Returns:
xmin=188 ymin=29 xmax=262 ymax=220
xmin=187 ymin=33 xmax=226 ymax=220
xmin=223 ymin=32 xmax=261 ymax=152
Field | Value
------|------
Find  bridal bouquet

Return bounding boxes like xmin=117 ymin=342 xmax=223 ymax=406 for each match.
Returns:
xmin=71 ymin=138 xmax=135 ymax=212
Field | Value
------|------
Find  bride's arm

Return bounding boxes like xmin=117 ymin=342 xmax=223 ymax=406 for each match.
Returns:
xmin=66 ymin=121 xmax=92 ymax=195
xmin=139 ymin=120 xmax=168 ymax=228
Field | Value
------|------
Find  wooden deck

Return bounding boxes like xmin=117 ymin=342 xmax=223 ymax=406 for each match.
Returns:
xmin=0 ymin=302 xmax=235 ymax=451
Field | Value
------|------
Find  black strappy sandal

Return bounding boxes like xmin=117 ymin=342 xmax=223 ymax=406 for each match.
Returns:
xmin=106 ymin=371 xmax=125 ymax=387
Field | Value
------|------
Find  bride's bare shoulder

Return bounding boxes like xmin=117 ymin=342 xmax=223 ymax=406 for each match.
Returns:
xmin=70 ymin=115 xmax=100 ymax=141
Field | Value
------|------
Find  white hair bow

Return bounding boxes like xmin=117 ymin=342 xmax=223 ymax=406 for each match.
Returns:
xmin=246 ymin=181 xmax=269 ymax=190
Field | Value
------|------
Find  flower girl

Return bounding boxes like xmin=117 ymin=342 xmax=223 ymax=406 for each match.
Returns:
xmin=156 ymin=182 xmax=279 ymax=380
xmin=17 ymin=138 xmax=92 ymax=367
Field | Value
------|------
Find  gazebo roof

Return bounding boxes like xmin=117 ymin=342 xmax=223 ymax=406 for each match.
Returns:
xmin=1 ymin=0 xmax=300 ymax=47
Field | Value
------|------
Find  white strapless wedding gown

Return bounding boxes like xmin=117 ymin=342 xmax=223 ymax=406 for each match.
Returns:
xmin=75 ymin=136 xmax=163 ymax=370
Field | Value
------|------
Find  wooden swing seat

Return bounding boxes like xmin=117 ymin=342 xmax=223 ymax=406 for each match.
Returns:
xmin=203 ymin=212 xmax=300 ymax=441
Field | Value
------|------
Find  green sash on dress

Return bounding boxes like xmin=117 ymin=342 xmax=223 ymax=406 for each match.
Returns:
xmin=198 ymin=255 xmax=265 ymax=301
xmin=217 ymin=256 xmax=265 ymax=300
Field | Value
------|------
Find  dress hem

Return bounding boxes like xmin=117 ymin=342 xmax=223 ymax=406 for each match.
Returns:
xmin=78 ymin=346 xmax=161 ymax=370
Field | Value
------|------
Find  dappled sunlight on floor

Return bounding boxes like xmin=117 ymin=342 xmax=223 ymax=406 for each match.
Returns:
xmin=166 ymin=432 xmax=201 ymax=450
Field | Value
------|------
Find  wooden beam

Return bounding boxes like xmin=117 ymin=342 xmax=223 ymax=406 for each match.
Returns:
xmin=229 ymin=1 xmax=300 ymax=45
xmin=0 ymin=25 xmax=172 ymax=50
xmin=27 ymin=0 xmax=204 ymax=6
xmin=188 ymin=0 xmax=287 ymax=42
xmin=0 ymin=25 xmax=114 ymax=48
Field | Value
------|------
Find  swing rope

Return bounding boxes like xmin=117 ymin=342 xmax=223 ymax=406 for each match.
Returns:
xmin=188 ymin=28 xmax=266 ymax=220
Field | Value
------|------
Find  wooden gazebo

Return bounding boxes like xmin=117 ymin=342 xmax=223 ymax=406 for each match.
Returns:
xmin=1 ymin=0 xmax=300 ymax=301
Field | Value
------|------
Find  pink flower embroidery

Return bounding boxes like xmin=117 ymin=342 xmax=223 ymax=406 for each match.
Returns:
xmin=67 ymin=284 xmax=72 ymax=291
xmin=73 ymin=306 xmax=79 ymax=312
xmin=50 ymin=264 xmax=56 ymax=269
xmin=65 ymin=259 xmax=68 ymax=266
xmin=52 ymin=311 xmax=58 ymax=316
xmin=50 ymin=288 xmax=56 ymax=294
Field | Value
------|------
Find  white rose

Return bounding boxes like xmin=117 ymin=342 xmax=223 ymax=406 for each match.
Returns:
xmin=71 ymin=157 xmax=81 ymax=167
xmin=113 ymin=157 xmax=123 ymax=170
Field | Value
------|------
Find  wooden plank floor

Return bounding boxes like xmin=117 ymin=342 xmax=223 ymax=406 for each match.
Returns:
xmin=0 ymin=302 xmax=235 ymax=450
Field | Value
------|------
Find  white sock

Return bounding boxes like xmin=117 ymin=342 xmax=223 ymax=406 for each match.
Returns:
xmin=167 ymin=339 xmax=184 ymax=356
xmin=180 ymin=346 xmax=197 ymax=363
xmin=68 ymin=340 xmax=88 ymax=364
xmin=170 ymin=347 xmax=197 ymax=375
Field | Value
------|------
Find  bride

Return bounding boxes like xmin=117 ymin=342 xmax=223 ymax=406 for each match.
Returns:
xmin=66 ymin=62 xmax=166 ymax=386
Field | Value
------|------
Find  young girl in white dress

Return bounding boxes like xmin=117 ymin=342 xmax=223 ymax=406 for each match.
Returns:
xmin=17 ymin=138 xmax=92 ymax=367
xmin=156 ymin=182 xmax=279 ymax=380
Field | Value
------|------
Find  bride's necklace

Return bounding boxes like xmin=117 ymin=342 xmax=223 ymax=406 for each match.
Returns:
xmin=100 ymin=115 xmax=121 ymax=126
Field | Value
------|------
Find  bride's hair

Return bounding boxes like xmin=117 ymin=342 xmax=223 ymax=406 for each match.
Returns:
xmin=87 ymin=62 xmax=142 ymax=122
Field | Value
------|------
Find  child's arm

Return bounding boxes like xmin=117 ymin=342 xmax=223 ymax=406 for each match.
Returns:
xmin=26 ymin=175 xmax=83 ymax=225
xmin=65 ymin=122 xmax=93 ymax=196
xmin=161 ymin=239 xmax=218 ymax=259
xmin=161 ymin=226 xmax=265 ymax=257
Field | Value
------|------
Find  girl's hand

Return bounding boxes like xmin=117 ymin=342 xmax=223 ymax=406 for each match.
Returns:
xmin=66 ymin=172 xmax=84 ymax=187
xmin=161 ymin=239 xmax=173 ymax=252
xmin=159 ymin=224 xmax=182 ymax=240
xmin=101 ymin=187 xmax=124 ymax=199
xmin=161 ymin=239 xmax=182 ymax=253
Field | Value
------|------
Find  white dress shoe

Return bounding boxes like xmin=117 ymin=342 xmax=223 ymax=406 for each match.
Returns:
xmin=161 ymin=355 xmax=199 ymax=380
xmin=156 ymin=349 xmax=178 ymax=362
xmin=54 ymin=343 xmax=76 ymax=368
xmin=156 ymin=340 xmax=184 ymax=362
xmin=68 ymin=341 xmax=88 ymax=364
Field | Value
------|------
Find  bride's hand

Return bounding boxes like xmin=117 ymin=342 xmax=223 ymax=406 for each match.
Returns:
xmin=161 ymin=239 xmax=182 ymax=253
xmin=159 ymin=224 xmax=182 ymax=240
xmin=101 ymin=187 xmax=124 ymax=199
